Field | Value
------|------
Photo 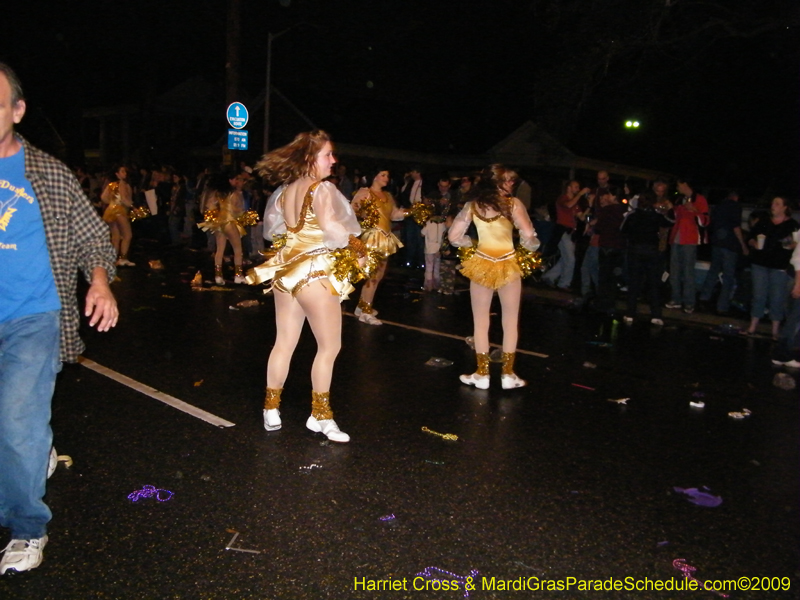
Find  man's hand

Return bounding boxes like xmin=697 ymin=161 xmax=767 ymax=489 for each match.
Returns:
xmin=85 ymin=268 xmax=118 ymax=332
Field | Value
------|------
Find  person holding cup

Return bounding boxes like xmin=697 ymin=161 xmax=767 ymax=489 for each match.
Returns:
xmin=745 ymin=196 xmax=799 ymax=338
xmin=664 ymin=177 xmax=709 ymax=315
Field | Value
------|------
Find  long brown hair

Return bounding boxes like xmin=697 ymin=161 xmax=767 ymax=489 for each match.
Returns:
xmin=255 ymin=130 xmax=332 ymax=185
xmin=463 ymin=164 xmax=517 ymax=220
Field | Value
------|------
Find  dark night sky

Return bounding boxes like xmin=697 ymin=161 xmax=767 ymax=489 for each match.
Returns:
xmin=3 ymin=0 xmax=798 ymax=197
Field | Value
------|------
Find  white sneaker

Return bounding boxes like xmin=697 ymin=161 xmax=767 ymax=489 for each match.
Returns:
xmin=459 ymin=373 xmax=490 ymax=389
xmin=358 ymin=312 xmax=383 ymax=326
xmin=306 ymin=416 xmax=350 ymax=442
xmin=0 ymin=536 xmax=47 ymax=575
xmin=116 ymin=258 xmax=136 ymax=267
xmin=263 ymin=408 xmax=281 ymax=431
xmin=47 ymin=447 xmax=57 ymax=479
xmin=650 ymin=318 xmax=664 ymax=326
xmin=214 ymin=276 xmax=225 ymax=285
xmin=623 ymin=316 xmax=634 ymax=325
xmin=772 ymin=358 xmax=800 ymax=369
xmin=501 ymin=374 xmax=527 ymax=389
xmin=234 ymin=275 xmax=247 ymax=284
xmin=664 ymin=301 xmax=682 ymax=309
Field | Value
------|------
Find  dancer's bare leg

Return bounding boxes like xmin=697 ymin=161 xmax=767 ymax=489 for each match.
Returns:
xmin=359 ymin=260 xmax=386 ymax=306
xmin=469 ymin=281 xmax=494 ymax=354
xmin=116 ymin=214 xmax=132 ymax=259
xmin=223 ymin=222 xmax=243 ymax=268
xmin=497 ymin=277 xmax=522 ymax=352
xmin=266 ymin=289 xmax=306 ymax=389
xmin=296 ymin=281 xmax=342 ymax=392
xmin=497 ymin=277 xmax=526 ymax=388
xmin=109 ymin=221 xmax=121 ymax=257
xmin=214 ymin=231 xmax=227 ymax=267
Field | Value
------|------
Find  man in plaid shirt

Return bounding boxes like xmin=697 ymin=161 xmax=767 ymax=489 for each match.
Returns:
xmin=0 ymin=63 xmax=118 ymax=575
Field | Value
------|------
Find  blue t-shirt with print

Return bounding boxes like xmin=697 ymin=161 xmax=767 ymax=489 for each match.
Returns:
xmin=0 ymin=147 xmax=61 ymax=323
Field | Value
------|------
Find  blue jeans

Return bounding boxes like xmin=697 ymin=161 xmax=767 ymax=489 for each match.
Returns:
xmin=543 ymin=232 xmax=576 ymax=289
xmin=700 ymin=246 xmax=739 ymax=312
xmin=774 ymin=278 xmax=800 ymax=361
xmin=0 ymin=311 xmax=60 ymax=539
xmin=581 ymin=245 xmax=599 ymax=297
xmin=669 ymin=244 xmax=697 ymax=307
xmin=750 ymin=264 xmax=790 ymax=322
xmin=627 ymin=244 xmax=663 ymax=318
xmin=403 ymin=219 xmax=425 ymax=268
xmin=596 ymin=247 xmax=623 ymax=312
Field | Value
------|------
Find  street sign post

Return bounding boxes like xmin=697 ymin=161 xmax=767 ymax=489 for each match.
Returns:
xmin=228 ymin=129 xmax=249 ymax=150
xmin=226 ymin=102 xmax=249 ymax=129
xmin=226 ymin=102 xmax=249 ymax=151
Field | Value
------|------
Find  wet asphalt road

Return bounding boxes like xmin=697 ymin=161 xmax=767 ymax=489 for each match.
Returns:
xmin=2 ymin=243 xmax=798 ymax=599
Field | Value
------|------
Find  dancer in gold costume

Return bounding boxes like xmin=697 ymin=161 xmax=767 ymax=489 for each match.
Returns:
xmin=199 ymin=173 xmax=247 ymax=284
xmin=101 ymin=165 xmax=135 ymax=267
xmin=247 ymin=130 xmax=365 ymax=442
xmin=351 ymin=169 xmax=406 ymax=325
xmin=448 ymin=165 xmax=539 ymax=390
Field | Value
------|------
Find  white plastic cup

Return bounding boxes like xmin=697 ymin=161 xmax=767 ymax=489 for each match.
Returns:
xmin=756 ymin=234 xmax=766 ymax=250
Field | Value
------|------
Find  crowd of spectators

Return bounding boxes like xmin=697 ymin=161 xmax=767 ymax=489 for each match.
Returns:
xmin=70 ymin=160 xmax=800 ymax=365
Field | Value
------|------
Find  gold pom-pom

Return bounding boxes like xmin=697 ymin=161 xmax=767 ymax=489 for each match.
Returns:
xmin=330 ymin=248 xmax=367 ymax=285
xmin=130 ymin=206 xmax=151 ymax=222
xmin=362 ymin=249 xmax=385 ymax=279
xmin=408 ymin=202 xmax=434 ymax=226
xmin=238 ymin=209 xmax=259 ymax=227
xmin=515 ymin=246 xmax=542 ymax=278
xmin=356 ymin=201 xmax=380 ymax=229
xmin=197 ymin=209 xmax=221 ymax=233
xmin=457 ymin=244 xmax=477 ymax=264
xmin=270 ymin=233 xmax=287 ymax=250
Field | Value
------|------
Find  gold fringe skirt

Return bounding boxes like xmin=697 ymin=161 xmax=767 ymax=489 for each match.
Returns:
xmin=103 ymin=204 xmax=129 ymax=224
xmin=459 ymin=250 xmax=522 ymax=290
xmin=246 ymin=248 xmax=355 ymax=301
xmin=360 ymin=227 xmax=403 ymax=258
xmin=198 ymin=218 xmax=246 ymax=237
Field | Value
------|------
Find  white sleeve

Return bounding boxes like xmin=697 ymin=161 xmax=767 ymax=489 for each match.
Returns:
xmin=448 ymin=202 xmax=474 ymax=247
xmin=312 ymin=181 xmax=362 ymax=249
xmin=263 ymin=185 xmax=287 ymax=240
xmin=511 ymin=198 xmax=540 ymax=251
xmin=791 ymin=240 xmax=800 ymax=271
xmin=388 ymin=193 xmax=406 ymax=221
xmin=390 ymin=204 xmax=407 ymax=221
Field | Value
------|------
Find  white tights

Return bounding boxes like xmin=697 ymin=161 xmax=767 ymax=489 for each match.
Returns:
xmin=266 ymin=282 xmax=342 ymax=393
xmin=469 ymin=278 xmax=522 ymax=354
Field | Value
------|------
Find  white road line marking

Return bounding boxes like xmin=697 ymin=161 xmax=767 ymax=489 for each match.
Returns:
xmin=78 ymin=357 xmax=236 ymax=428
xmin=344 ymin=314 xmax=549 ymax=359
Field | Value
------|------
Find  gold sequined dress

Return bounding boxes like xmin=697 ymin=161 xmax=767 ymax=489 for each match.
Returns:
xmin=102 ymin=182 xmax=129 ymax=223
xmin=246 ymin=181 xmax=362 ymax=301
xmin=356 ymin=189 xmax=404 ymax=258
xmin=449 ymin=199 xmax=539 ymax=290
xmin=199 ymin=191 xmax=246 ymax=236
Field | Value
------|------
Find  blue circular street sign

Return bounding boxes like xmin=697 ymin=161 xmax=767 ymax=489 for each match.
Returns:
xmin=227 ymin=102 xmax=249 ymax=130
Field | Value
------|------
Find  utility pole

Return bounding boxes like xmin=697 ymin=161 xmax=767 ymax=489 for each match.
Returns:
xmin=226 ymin=0 xmax=241 ymax=104
xmin=225 ymin=0 xmax=241 ymax=164
xmin=263 ymin=32 xmax=275 ymax=154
